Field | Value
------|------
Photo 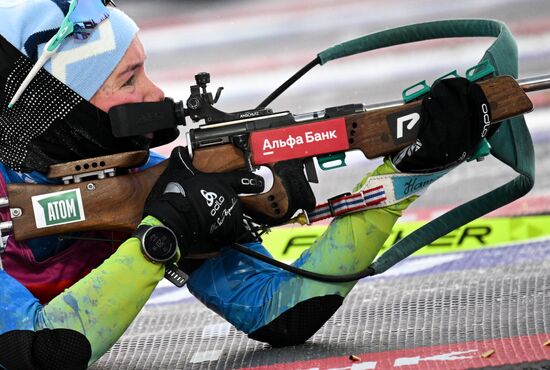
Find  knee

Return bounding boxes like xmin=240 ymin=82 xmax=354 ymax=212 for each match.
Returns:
xmin=248 ymin=295 xmax=343 ymax=347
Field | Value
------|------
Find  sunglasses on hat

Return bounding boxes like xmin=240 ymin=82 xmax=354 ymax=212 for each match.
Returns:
xmin=9 ymin=0 xmax=117 ymax=108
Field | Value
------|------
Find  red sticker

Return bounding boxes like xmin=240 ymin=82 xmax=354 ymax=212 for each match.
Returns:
xmin=250 ymin=118 xmax=349 ymax=165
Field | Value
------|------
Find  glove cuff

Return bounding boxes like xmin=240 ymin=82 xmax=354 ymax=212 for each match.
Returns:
xmin=139 ymin=215 xmax=165 ymax=227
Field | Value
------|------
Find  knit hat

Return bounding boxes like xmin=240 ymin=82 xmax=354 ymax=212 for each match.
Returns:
xmin=0 ymin=0 xmax=139 ymax=101
xmin=0 ymin=0 xmax=159 ymax=172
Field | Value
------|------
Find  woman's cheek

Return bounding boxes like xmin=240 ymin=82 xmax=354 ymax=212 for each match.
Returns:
xmin=111 ymin=91 xmax=143 ymax=106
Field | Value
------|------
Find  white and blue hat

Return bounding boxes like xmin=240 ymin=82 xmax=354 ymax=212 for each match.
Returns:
xmin=0 ymin=0 xmax=150 ymax=172
xmin=0 ymin=0 xmax=138 ymax=100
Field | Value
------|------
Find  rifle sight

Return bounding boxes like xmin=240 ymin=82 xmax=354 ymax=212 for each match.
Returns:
xmin=109 ymin=72 xmax=273 ymax=139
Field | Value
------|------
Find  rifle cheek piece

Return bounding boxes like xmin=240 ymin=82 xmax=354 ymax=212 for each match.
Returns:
xmin=108 ymin=98 xmax=184 ymax=148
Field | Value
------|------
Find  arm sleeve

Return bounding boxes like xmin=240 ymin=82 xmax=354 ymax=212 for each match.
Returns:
xmin=0 ymin=216 xmax=166 ymax=368
xmin=186 ymin=159 xmax=416 ymax=341
xmin=37 ymin=234 xmax=164 ymax=365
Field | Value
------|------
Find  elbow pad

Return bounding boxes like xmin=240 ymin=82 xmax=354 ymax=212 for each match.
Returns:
xmin=0 ymin=329 xmax=91 ymax=370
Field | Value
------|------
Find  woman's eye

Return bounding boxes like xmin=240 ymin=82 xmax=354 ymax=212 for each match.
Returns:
xmin=123 ymin=75 xmax=135 ymax=87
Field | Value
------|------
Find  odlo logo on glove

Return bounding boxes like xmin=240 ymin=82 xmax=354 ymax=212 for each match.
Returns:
xmin=145 ymin=146 xmax=264 ymax=253
xmin=481 ymin=103 xmax=491 ymax=138
xmin=201 ymin=189 xmax=226 ymax=217
xmin=201 ymin=189 xmax=219 ymax=207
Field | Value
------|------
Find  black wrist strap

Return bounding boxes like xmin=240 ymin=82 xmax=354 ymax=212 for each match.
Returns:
xmin=164 ymin=264 xmax=189 ymax=288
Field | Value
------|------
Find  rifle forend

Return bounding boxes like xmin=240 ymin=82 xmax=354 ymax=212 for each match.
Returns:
xmin=5 ymin=75 xmax=534 ymax=241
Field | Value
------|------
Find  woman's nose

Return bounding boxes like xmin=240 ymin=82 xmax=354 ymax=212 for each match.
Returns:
xmin=144 ymin=77 xmax=165 ymax=102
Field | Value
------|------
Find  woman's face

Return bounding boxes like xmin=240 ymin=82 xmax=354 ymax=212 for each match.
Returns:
xmin=90 ymin=36 xmax=164 ymax=112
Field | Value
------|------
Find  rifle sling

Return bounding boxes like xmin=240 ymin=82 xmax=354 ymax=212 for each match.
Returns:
xmin=242 ymin=19 xmax=534 ymax=281
xmin=324 ymin=19 xmax=536 ymax=274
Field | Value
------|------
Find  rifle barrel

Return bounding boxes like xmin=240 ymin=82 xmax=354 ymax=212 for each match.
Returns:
xmin=518 ymin=74 xmax=550 ymax=93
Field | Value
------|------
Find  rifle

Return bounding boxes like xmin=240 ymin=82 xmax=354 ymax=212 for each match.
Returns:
xmin=1 ymin=70 xmax=547 ymax=243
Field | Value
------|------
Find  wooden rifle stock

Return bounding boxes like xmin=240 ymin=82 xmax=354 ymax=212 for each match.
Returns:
xmin=6 ymin=75 xmax=535 ymax=241
xmin=350 ymin=75 xmax=533 ymax=158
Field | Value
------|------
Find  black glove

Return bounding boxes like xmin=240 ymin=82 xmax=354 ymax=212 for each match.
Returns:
xmin=391 ymin=77 xmax=491 ymax=173
xmin=144 ymin=146 xmax=264 ymax=257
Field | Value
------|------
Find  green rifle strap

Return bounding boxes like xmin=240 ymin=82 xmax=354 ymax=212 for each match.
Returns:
xmin=319 ymin=19 xmax=512 ymax=65
xmin=318 ymin=19 xmax=534 ymax=274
